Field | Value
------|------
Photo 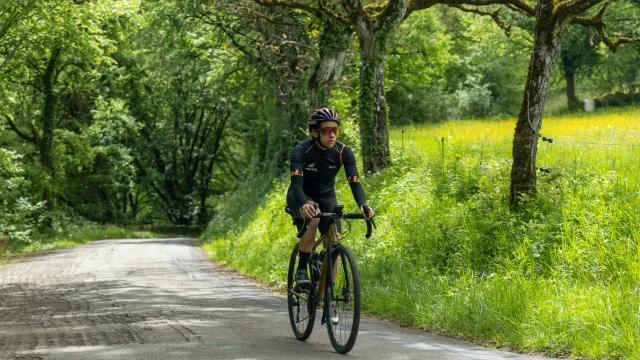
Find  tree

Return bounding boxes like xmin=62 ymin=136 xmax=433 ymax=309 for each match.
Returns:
xmin=246 ymin=1 xmax=354 ymax=110
xmin=198 ymin=2 xmax=318 ymax=171
xmin=308 ymin=16 xmax=353 ymax=109
xmin=560 ymin=26 xmax=600 ymax=107
xmin=339 ymin=0 xmax=408 ymax=173
xmin=509 ymin=0 xmax=639 ymax=205
xmin=240 ymin=0 xmax=521 ymax=172
xmin=2 ymin=0 xmax=116 ymax=213
xmin=118 ymin=3 xmax=237 ymax=225
xmin=386 ymin=11 xmax=453 ymax=123
xmin=243 ymin=0 xmax=409 ymax=172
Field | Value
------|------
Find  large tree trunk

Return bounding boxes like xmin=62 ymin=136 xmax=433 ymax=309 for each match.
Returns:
xmin=358 ymin=36 xmax=392 ymax=173
xmin=40 ymin=47 xmax=61 ymax=212
xmin=566 ymin=71 xmax=576 ymax=107
xmin=346 ymin=0 xmax=407 ymax=173
xmin=309 ymin=20 xmax=352 ymax=110
xmin=510 ymin=3 xmax=570 ymax=206
xmin=358 ymin=34 xmax=380 ymax=173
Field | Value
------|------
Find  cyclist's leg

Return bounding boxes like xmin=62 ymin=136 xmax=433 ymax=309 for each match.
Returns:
xmin=287 ymin=191 xmax=319 ymax=286
xmin=315 ymin=192 xmax=341 ymax=244
xmin=314 ymin=194 xmax=343 ymax=287
xmin=299 ymin=198 xmax=319 ymax=253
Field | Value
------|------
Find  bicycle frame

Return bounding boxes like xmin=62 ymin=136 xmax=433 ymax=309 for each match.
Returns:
xmin=286 ymin=204 xmax=374 ymax=313
xmin=312 ymin=222 xmax=339 ymax=308
xmin=288 ymin=221 xmax=339 ymax=311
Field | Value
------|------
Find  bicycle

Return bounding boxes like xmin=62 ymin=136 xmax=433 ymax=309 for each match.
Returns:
xmin=284 ymin=203 xmax=375 ymax=354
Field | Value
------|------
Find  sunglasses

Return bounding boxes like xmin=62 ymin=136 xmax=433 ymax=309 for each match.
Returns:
xmin=318 ymin=127 xmax=339 ymax=136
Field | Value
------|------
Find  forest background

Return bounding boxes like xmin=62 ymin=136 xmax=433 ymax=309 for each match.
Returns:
xmin=1 ymin=0 xmax=639 ymax=358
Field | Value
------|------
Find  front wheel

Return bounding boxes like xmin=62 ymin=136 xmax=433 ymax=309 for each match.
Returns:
xmin=287 ymin=244 xmax=316 ymax=340
xmin=325 ymin=244 xmax=360 ymax=354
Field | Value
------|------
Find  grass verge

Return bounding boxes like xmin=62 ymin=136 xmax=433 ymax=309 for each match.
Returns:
xmin=2 ymin=226 xmax=156 ymax=260
xmin=202 ymin=106 xmax=640 ymax=359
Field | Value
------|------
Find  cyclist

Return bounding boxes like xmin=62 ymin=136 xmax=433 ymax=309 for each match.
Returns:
xmin=287 ymin=107 xmax=374 ymax=288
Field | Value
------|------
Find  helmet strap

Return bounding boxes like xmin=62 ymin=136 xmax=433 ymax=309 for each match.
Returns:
xmin=315 ymin=138 xmax=329 ymax=150
xmin=312 ymin=131 xmax=329 ymax=150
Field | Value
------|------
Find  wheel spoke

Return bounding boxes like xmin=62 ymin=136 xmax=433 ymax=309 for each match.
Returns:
xmin=326 ymin=245 xmax=360 ymax=354
xmin=287 ymin=245 xmax=316 ymax=341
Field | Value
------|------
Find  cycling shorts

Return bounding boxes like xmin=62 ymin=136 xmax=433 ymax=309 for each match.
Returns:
xmin=286 ymin=190 xmax=342 ymax=235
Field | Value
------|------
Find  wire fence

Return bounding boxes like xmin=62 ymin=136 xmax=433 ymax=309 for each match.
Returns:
xmin=548 ymin=140 xmax=639 ymax=147
xmin=537 ymin=134 xmax=640 ymax=174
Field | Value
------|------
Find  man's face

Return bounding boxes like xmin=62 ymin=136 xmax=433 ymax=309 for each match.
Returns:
xmin=316 ymin=121 xmax=338 ymax=148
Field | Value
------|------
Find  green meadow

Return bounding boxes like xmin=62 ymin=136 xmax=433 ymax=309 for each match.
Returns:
xmin=202 ymin=107 xmax=640 ymax=359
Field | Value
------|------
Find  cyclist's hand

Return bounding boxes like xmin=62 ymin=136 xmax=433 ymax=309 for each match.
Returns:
xmin=360 ymin=205 xmax=374 ymax=220
xmin=300 ymin=203 xmax=318 ymax=219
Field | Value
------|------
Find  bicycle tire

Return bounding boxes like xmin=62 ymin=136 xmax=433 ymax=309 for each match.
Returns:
xmin=325 ymin=244 xmax=360 ymax=354
xmin=287 ymin=244 xmax=316 ymax=340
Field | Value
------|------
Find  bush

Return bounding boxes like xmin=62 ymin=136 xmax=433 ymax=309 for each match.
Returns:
xmin=0 ymin=149 xmax=44 ymax=245
xmin=453 ymin=76 xmax=494 ymax=119
xmin=594 ymin=92 xmax=640 ymax=108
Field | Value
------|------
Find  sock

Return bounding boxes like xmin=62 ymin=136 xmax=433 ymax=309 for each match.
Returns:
xmin=297 ymin=250 xmax=311 ymax=273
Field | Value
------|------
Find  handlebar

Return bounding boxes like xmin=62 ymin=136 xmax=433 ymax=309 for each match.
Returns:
xmin=286 ymin=205 xmax=376 ymax=239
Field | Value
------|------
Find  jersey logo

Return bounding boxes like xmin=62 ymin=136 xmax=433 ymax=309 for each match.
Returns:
xmin=307 ymin=163 xmax=315 ymax=168
xmin=329 ymin=165 xmax=336 ymax=169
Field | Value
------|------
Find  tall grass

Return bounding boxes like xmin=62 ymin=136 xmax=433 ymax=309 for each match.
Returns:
xmin=202 ymin=106 xmax=640 ymax=359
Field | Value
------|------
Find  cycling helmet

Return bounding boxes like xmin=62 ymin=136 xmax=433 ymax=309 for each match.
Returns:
xmin=308 ymin=107 xmax=340 ymax=130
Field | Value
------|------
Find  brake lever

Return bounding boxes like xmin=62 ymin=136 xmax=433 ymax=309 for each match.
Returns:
xmin=362 ymin=205 xmax=376 ymax=238
xmin=297 ymin=218 xmax=310 ymax=238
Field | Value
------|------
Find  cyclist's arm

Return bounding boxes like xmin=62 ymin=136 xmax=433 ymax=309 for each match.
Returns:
xmin=289 ymin=147 xmax=308 ymax=208
xmin=342 ymin=146 xmax=366 ymax=207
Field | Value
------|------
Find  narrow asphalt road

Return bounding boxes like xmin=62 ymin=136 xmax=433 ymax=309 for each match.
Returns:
xmin=0 ymin=238 xmax=550 ymax=360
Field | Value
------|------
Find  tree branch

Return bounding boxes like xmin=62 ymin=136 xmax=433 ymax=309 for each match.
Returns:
xmin=449 ymin=5 xmax=512 ymax=36
xmin=254 ymin=0 xmax=321 ymax=16
xmin=572 ymin=1 xmax=640 ymax=53
xmin=4 ymin=113 xmax=37 ymax=144
xmin=199 ymin=13 xmax=253 ymax=57
xmin=408 ymin=0 xmax=535 ymax=17
xmin=558 ymin=0 xmax=605 ymax=17
xmin=340 ymin=0 xmax=370 ymax=27
xmin=253 ymin=0 xmax=350 ymax=23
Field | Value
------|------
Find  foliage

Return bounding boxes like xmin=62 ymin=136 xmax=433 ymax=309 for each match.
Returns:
xmin=115 ymin=3 xmax=239 ymax=225
xmin=386 ymin=9 xmax=532 ymax=123
xmin=386 ymin=11 xmax=454 ymax=123
xmin=202 ymin=107 xmax=640 ymax=359
xmin=0 ymin=148 xmax=43 ymax=244
xmin=453 ymin=75 xmax=493 ymax=119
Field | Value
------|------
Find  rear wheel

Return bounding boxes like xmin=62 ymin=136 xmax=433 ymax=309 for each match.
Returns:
xmin=287 ymin=244 xmax=316 ymax=340
xmin=325 ymin=244 xmax=360 ymax=354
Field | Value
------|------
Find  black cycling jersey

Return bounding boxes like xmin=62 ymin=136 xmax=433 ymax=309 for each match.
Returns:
xmin=287 ymin=139 xmax=366 ymax=209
